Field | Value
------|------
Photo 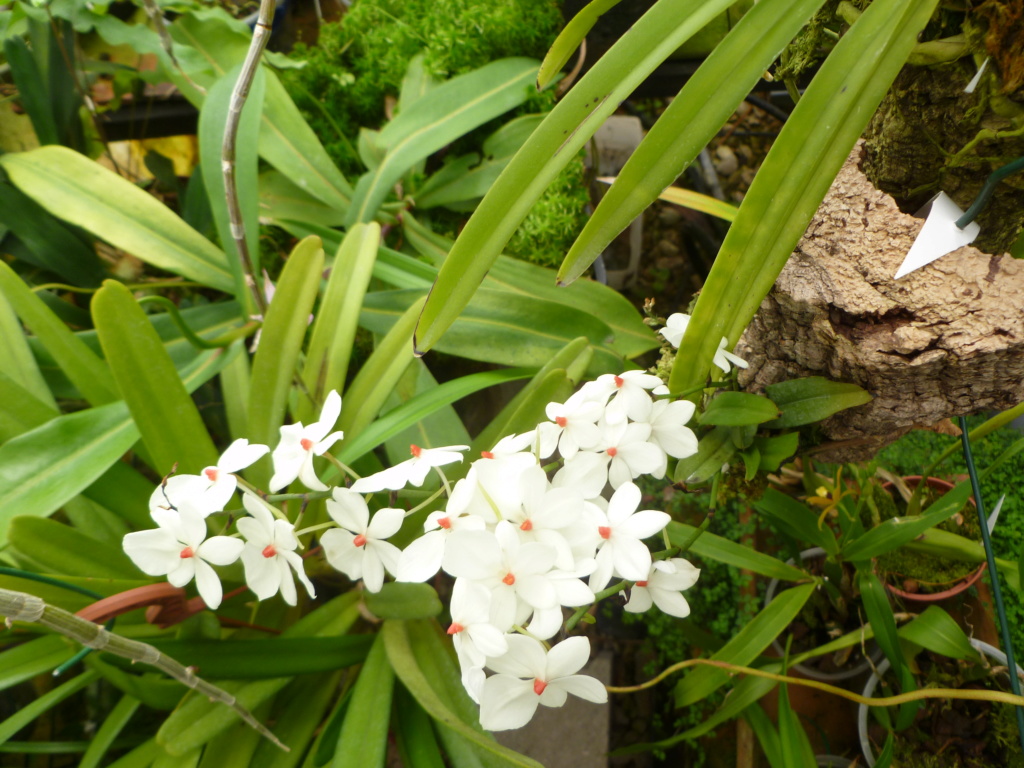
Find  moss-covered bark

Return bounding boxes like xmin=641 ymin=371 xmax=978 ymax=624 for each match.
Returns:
xmin=861 ymin=0 xmax=1024 ymax=254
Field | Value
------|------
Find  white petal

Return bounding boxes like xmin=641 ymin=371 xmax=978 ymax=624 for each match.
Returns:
xmin=610 ymin=538 xmax=654 ymax=582
xmin=396 ymin=532 xmax=445 ymax=582
xmin=197 ymin=536 xmax=244 ymax=566
xmin=619 ymin=510 xmax=671 ymax=540
xmin=551 ymin=674 xmax=608 ymax=704
xmin=546 ymin=636 xmax=591 ymax=679
xmin=479 ymin=675 xmax=539 ymax=731
xmin=282 ymin=550 xmax=316 ymax=599
xmin=218 ymin=439 xmax=270 ymax=473
xmin=242 ymin=547 xmax=281 ymax=600
xmin=487 ymin=634 xmax=546 ymax=678
xmin=650 ymin=588 xmax=691 ymax=618
xmin=326 ymin=488 xmax=370 ymax=533
xmin=623 ymin=586 xmax=653 ymax=614
xmin=361 ymin=549 xmax=386 ymax=592
xmin=192 ymin=559 xmax=224 ymax=609
xmin=297 ymin=456 xmax=328 ymax=492
xmin=367 ymin=508 xmax=404 ymax=540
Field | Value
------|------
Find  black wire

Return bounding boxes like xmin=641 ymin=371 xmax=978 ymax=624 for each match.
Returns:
xmin=743 ymin=94 xmax=791 ymax=124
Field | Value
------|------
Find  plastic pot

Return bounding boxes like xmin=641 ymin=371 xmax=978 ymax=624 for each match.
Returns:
xmin=857 ymin=638 xmax=1020 ymax=767
xmin=880 ymin=476 xmax=985 ymax=603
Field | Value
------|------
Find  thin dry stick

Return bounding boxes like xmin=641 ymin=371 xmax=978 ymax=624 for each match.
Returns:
xmin=607 ymin=657 xmax=1024 ymax=709
xmin=140 ymin=0 xmax=207 ymax=96
xmin=1 ymin=588 xmax=289 ymax=752
xmin=222 ymin=0 xmax=274 ymax=317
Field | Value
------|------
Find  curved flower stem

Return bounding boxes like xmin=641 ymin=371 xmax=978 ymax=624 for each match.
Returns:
xmin=31 ymin=280 xmax=207 ymax=294
xmin=136 ymin=296 xmax=260 ymax=349
xmin=264 ymin=490 xmax=334 ymax=503
xmin=222 ymin=0 xmax=273 ymax=317
xmin=606 ymin=657 xmax=1024 ymax=709
xmin=677 ymin=509 xmax=715 ymax=555
xmin=322 ymin=453 xmax=360 ymax=483
xmin=405 ymin=485 xmax=447 ymax=517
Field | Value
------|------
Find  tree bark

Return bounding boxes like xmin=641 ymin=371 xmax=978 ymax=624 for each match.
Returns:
xmin=737 ymin=142 xmax=1024 ymax=460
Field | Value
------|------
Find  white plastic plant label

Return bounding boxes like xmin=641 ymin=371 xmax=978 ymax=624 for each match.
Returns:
xmin=894 ymin=192 xmax=981 ymax=279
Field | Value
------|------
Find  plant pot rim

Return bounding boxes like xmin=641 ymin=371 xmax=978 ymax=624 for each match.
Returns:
xmin=857 ymin=638 xmax=1018 ymax=767
xmin=880 ymin=475 xmax=983 ymax=602
xmin=764 ymin=547 xmax=882 ymax=682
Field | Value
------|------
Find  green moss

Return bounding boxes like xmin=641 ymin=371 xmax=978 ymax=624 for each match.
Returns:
xmin=505 ymin=153 xmax=590 ymax=269
xmin=282 ymin=0 xmax=563 ymax=176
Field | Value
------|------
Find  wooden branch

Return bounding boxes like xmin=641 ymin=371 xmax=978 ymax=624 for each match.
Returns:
xmin=222 ymin=0 xmax=274 ymax=316
xmin=1 ymin=587 xmax=288 ymax=752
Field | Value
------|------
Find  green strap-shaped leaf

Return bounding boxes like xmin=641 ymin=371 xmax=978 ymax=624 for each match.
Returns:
xmin=754 ymin=488 xmax=838 ymax=555
xmin=301 ymin=223 xmax=381 ymax=421
xmin=0 ymin=290 xmax=54 ymax=409
xmin=258 ymin=170 xmax=347 ymax=229
xmin=0 ymin=635 xmax=75 ymax=692
xmin=2 ymin=36 xmax=59 ymax=145
xmin=8 ymin=516 xmax=137 ymax=578
xmin=394 ymin=684 xmax=447 ymax=768
xmin=157 ymin=592 xmax=361 ymax=756
xmin=674 ymin=582 xmax=814 ymax=707
xmin=332 ymin=633 xmax=394 ymax=768
xmin=249 ymin=671 xmax=342 ymax=768
xmin=0 ymin=670 xmax=100 ymax=746
xmin=668 ymin=0 xmax=939 ymax=394
xmin=246 ymin=236 xmax=325 ymax=488
xmin=777 ymin=680 xmax=817 ymax=768
xmin=557 ymin=0 xmax=825 ymax=284
xmin=169 ymin=11 xmax=352 ymax=211
xmin=413 ymin=0 xmax=740 ymax=354
xmin=0 ymin=371 xmax=59 ymax=443
xmin=199 ymin=62 xmax=265 ymax=311
xmin=0 ymin=261 xmax=116 ymax=406
xmin=763 ymin=377 xmax=872 ymax=429
xmin=537 ymin=0 xmax=623 ymax=87
xmin=337 ymin=368 xmax=532 ymax=465
xmin=383 ymin=620 xmax=544 ymax=768
xmin=0 ymin=181 xmax=104 ymax=286
xmin=93 ymin=280 xmax=218 ymax=476
xmin=667 ymin=522 xmax=807 ymax=582
xmin=898 ymin=605 xmax=974 ymax=660
xmin=79 ymin=694 xmax=141 ymax=768
xmin=363 ymin=288 xmax=622 ymax=373
xmin=364 ymin=583 xmax=443 ymax=621
xmin=673 ymin=425 xmax=738 ymax=485
xmin=0 ymin=148 xmax=233 ymax=292
xmin=0 ymin=401 xmax=139 ymax=547
xmin=345 ymin=58 xmax=541 ymax=225
xmin=743 ymin=704 xmax=782 ymax=768
xmin=698 ymin=391 xmax=780 ymax=426
xmin=402 ymin=214 xmax=656 ymax=359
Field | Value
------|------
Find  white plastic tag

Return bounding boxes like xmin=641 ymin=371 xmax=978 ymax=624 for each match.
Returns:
xmin=894 ymin=192 xmax=980 ymax=279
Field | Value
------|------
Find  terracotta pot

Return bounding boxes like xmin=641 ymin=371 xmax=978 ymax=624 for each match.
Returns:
xmin=879 ymin=476 xmax=985 ymax=603
xmin=857 ymin=639 xmax=1021 ymax=767
xmin=764 ymin=547 xmax=882 ymax=682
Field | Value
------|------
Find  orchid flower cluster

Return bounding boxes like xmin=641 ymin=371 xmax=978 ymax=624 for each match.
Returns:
xmin=122 ymin=320 xmax=734 ymax=732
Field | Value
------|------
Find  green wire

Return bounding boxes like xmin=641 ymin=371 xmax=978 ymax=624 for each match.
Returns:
xmin=955 ymin=156 xmax=1024 ymax=229
xmin=958 ymin=415 xmax=1024 ymax=753
xmin=0 ymin=566 xmax=113 ymax=674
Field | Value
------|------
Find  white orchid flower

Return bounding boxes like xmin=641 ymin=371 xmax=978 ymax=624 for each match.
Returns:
xmin=479 ymin=635 xmax=607 ymax=731
xmin=350 ymin=443 xmax=469 ymax=493
xmin=151 ymin=439 xmax=269 ymax=516
xmin=237 ymin=493 xmax=316 ymax=606
xmin=658 ymin=312 xmax=690 ymax=347
xmin=269 ymin=391 xmax=344 ymax=492
xmin=122 ymin=502 xmax=243 ymax=609
xmin=447 ymin=579 xmax=509 ymax=669
xmin=396 ymin=507 xmax=486 ymax=583
xmin=589 ymin=371 xmax=664 ymax=425
xmin=713 ymin=337 xmax=749 ymax=373
xmin=624 ymin=558 xmax=701 ymax=617
xmin=536 ymin=393 xmax=603 ymax=459
xmin=321 ymin=488 xmax=403 ymax=592
xmin=647 ymin=400 xmax=699 ymax=467
xmin=587 ymin=481 xmax=670 ymax=591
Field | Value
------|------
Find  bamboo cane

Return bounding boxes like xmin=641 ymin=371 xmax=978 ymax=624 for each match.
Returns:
xmin=0 ymin=587 xmax=289 ymax=752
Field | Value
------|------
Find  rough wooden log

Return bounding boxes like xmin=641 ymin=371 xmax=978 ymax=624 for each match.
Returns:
xmin=737 ymin=141 xmax=1024 ymax=460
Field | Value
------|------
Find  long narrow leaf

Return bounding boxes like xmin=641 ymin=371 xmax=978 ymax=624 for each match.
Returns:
xmin=345 ymin=59 xmax=540 ymax=225
xmin=301 ymin=223 xmax=381 ymax=420
xmin=558 ymin=0 xmax=824 ymax=283
xmin=0 ymin=401 xmax=139 ymax=546
xmin=0 ymin=148 xmax=234 ymax=292
xmin=93 ymin=280 xmax=218 ymax=476
xmin=0 ymin=261 xmax=116 ymax=406
xmin=0 ymin=670 xmax=100 ymax=746
xmin=332 ymin=634 xmax=393 ymax=768
xmin=246 ymin=236 xmax=325 ymax=487
xmin=669 ymin=0 xmax=939 ymax=394
xmin=414 ymin=0 xmax=741 ymax=354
